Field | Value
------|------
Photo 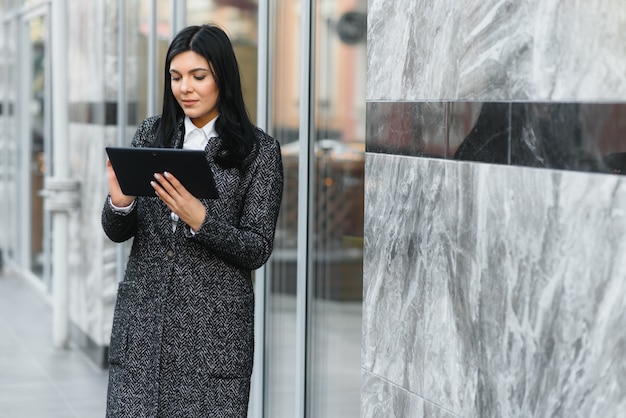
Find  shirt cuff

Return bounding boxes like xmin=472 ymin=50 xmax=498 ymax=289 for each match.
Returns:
xmin=108 ymin=196 xmax=136 ymax=214
xmin=183 ymin=225 xmax=199 ymax=238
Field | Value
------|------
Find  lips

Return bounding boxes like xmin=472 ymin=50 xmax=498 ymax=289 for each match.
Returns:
xmin=181 ymin=100 xmax=198 ymax=106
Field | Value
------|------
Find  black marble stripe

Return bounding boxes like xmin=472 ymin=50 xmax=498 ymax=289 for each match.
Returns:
xmin=69 ymin=101 xmax=139 ymax=126
xmin=367 ymin=101 xmax=626 ymax=175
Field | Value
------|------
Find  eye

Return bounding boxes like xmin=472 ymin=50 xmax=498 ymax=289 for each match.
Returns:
xmin=194 ymin=75 xmax=206 ymax=81
xmin=171 ymin=75 xmax=181 ymax=82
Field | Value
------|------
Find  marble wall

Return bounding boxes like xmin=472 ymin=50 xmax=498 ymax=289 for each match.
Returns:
xmin=362 ymin=156 xmax=626 ymax=417
xmin=367 ymin=0 xmax=626 ymax=101
xmin=364 ymin=0 xmax=626 ymax=416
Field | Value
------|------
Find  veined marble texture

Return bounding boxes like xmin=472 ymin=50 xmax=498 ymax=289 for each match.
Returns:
xmin=362 ymin=370 xmax=459 ymax=418
xmin=367 ymin=0 xmax=626 ymax=101
xmin=363 ymin=154 xmax=626 ymax=417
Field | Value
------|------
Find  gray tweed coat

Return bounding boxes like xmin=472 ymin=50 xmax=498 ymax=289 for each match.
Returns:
xmin=102 ymin=116 xmax=283 ymax=417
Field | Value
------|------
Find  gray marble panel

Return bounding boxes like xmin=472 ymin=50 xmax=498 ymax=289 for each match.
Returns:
xmin=362 ymin=371 xmax=459 ymax=418
xmin=364 ymin=153 xmax=626 ymax=416
xmin=368 ymin=0 xmax=626 ymax=101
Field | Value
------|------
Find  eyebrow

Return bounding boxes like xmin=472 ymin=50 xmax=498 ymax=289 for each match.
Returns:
xmin=169 ymin=68 xmax=211 ymax=74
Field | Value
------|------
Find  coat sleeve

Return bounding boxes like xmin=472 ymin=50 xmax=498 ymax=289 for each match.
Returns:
xmin=101 ymin=117 xmax=157 ymax=242
xmin=101 ymin=196 xmax=138 ymax=243
xmin=189 ymin=137 xmax=284 ymax=270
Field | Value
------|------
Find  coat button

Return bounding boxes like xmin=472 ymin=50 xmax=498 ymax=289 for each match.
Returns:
xmin=166 ymin=250 xmax=174 ymax=258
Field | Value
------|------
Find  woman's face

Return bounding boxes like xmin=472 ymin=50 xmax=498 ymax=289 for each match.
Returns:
xmin=170 ymin=50 xmax=220 ymax=128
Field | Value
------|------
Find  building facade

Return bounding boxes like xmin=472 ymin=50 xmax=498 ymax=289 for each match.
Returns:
xmin=0 ymin=0 xmax=365 ymax=416
xmin=4 ymin=0 xmax=625 ymax=417
xmin=363 ymin=1 xmax=626 ymax=417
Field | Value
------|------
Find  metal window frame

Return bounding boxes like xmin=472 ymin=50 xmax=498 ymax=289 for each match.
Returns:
xmin=171 ymin=0 xmax=186 ymax=37
xmin=116 ymin=0 xmax=128 ymax=283
xmin=0 ymin=19 xmax=12 ymax=269
xmin=255 ymin=0 xmax=317 ymax=416
xmin=251 ymin=0 xmax=270 ymax=416
xmin=296 ymin=0 xmax=316 ymax=416
xmin=147 ymin=0 xmax=158 ymax=117
xmin=17 ymin=14 xmax=31 ymax=275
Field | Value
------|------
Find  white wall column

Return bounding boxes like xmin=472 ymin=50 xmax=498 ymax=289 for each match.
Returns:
xmin=47 ymin=0 xmax=79 ymax=349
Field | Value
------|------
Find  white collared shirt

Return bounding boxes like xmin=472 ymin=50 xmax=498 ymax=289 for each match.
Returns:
xmin=183 ymin=115 xmax=218 ymax=150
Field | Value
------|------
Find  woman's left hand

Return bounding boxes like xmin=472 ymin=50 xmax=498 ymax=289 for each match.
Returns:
xmin=151 ymin=171 xmax=207 ymax=232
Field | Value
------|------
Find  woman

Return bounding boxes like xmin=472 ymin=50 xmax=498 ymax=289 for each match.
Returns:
xmin=102 ymin=24 xmax=283 ymax=417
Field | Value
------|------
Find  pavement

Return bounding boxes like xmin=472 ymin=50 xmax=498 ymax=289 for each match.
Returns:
xmin=0 ymin=268 xmax=109 ymax=418
xmin=0 ymin=267 xmax=362 ymax=417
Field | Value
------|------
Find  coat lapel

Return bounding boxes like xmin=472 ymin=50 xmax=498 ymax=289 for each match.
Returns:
xmin=173 ymin=118 xmax=185 ymax=149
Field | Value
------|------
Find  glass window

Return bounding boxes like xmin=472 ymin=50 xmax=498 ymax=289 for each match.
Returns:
xmin=26 ymin=14 xmax=49 ymax=279
xmin=121 ymin=0 xmax=174 ymax=128
xmin=124 ymin=0 xmax=149 ymax=126
xmin=265 ymin=0 xmax=301 ymax=415
xmin=123 ymin=0 xmax=259 ymax=135
xmin=1 ymin=18 xmax=18 ymax=267
xmin=186 ymin=0 xmax=258 ymax=123
xmin=0 ymin=3 xmax=52 ymax=283
xmin=14 ymin=11 xmax=51 ymax=282
xmin=308 ymin=0 xmax=365 ymax=416
xmin=265 ymin=0 xmax=366 ymax=415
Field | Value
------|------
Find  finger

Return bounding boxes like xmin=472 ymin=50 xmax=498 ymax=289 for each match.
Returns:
xmin=151 ymin=179 xmax=177 ymax=210
xmin=153 ymin=173 xmax=179 ymax=198
xmin=162 ymin=171 xmax=191 ymax=198
xmin=150 ymin=177 xmax=171 ymax=199
xmin=106 ymin=159 xmax=116 ymax=178
xmin=108 ymin=158 xmax=135 ymax=206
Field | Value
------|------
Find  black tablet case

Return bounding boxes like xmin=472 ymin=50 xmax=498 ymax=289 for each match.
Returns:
xmin=105 ymin=147 xmax=218 ymax=199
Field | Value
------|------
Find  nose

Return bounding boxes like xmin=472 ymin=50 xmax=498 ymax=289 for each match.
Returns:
xmin=180 ymin=77 xmax=192 ymax=93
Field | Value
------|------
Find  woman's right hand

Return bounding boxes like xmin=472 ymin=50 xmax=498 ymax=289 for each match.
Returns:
xmin=107 ymin=158 xmax=136 ymax=207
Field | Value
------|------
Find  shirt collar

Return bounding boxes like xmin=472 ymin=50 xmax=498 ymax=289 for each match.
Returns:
xmin=183 ymin=115 xmax=218 ymax=142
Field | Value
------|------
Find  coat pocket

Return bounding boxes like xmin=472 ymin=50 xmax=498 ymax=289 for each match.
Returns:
xmin=197 ymin=292 xmax=255 ymax=378
xmin=108 ymin=281 xmax=136 ymax=367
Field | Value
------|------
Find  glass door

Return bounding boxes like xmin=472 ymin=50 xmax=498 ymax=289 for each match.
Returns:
xmin=308 ymin=0 xmax=365 ymax=416
xmin=264 ymin=0 xmax=302 ymax=416
xmin=264 ymin=0 xmax=366 ymax=416
xmin=18 ymin=7 xmax=52 ymax=287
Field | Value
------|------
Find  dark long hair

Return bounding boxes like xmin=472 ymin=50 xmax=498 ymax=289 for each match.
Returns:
xmin=153 ymin=24 xmax=257 ymax=169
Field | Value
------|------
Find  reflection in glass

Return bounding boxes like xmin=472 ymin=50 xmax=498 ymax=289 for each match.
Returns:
xmin=125 ymin=0 xmax=148 ymax=126
xmin=28 ymin=16 xmax=48 ymax=279
xmin=454 ymin=102 xmax=618 ymax=173
xmin=186 ymin=0 xmax=259 ymax=123
xmin=366 ymin=101 xmax=446 ymax=157
xmin=156 ymin=0 xmax=173 ymax=116
xmin=309 ymin=0 xmax=365 ymax=416
xmin=368 ymin=101 xmax=626 ymax=176
xmin=1 ymin=20 xmax=17 ymax=265
xmin=127 ymin=0 xmax=172 ymax=123
xmin=265 ymin=0 xmax=301 ymax=415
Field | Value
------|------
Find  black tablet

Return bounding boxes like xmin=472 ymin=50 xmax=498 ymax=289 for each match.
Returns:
xmin=105 ymin=147 xmax=218 ymax=199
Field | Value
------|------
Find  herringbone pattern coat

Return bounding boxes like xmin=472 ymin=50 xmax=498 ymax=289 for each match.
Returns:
xmin=102 ymin=116 xmax=283 ymax=417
